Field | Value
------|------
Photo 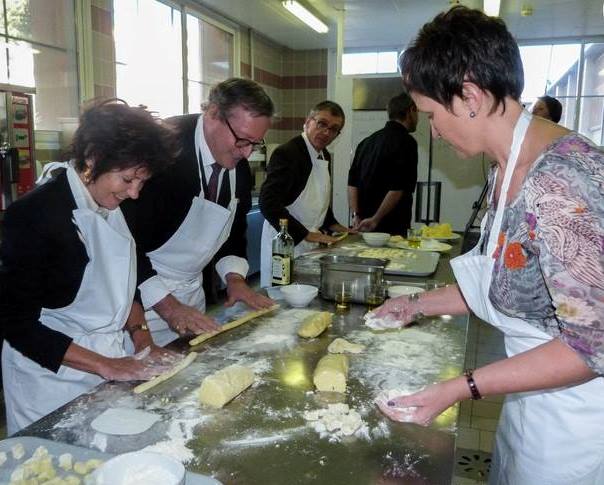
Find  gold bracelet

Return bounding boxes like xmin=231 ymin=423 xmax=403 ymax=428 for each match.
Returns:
xmin=128 ymin=322 xmax=149 ymax=334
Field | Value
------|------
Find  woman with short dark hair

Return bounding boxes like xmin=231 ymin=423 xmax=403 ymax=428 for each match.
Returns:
xmin=372 ymin=6 xmax=604 ymax=484
xmin=0 ymin=99 xmax=177 ymax=434
xmin=532 ymin=95 xmax=563 ymax=123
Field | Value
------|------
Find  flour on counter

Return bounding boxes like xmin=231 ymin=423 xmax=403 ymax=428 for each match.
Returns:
xmin=90 ymin=432 xmax=107 ymax=452
xmin=209 ymin=308 xmax=316 ymax=357
xmin=141 ymin=418 xmax=196 ymax=464
xmin=344 ymin=323 xmax=463 ymax=432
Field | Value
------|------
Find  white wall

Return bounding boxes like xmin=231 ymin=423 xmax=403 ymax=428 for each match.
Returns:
xmin=327 ymin=57 xmax=489 ymax=231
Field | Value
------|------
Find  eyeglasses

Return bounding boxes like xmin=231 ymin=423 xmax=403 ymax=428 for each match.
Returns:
xmin=224 ymin=117 xmax=265 ymax=150
xmin=312 ymin=117 xmax=342 ymax=136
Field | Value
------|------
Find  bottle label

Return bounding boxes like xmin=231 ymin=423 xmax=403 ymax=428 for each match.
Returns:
xmin=272 ymin=255 xmax=291 ymax=285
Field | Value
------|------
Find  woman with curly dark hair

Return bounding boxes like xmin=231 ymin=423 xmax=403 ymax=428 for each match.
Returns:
xmin=0 ymin=99 xmax=178 ymax=434
xmin=372 ymin=6 xmax=604 ymax=484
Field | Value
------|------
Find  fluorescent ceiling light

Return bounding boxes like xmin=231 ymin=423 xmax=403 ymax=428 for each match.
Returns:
xmin=282 ymin=1 xmax=328 ymax=33
xmin=483 ymin=0 xmax=501 ymax=16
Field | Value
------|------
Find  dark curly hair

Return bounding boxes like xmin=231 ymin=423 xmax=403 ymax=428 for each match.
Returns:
xmin=399 ymin=5 xmax=524 ymax=115
xmin=67 ymin=99 xmax=178 ymax=181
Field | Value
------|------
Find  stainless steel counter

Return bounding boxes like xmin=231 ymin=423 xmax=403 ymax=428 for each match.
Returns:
xmin=18 ymin=237 xmax=468 ymax=485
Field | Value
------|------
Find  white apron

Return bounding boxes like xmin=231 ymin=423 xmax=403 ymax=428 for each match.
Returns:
xmin=142 ymin=117 xmax=237 ymax=346
xmin=450 ymin=110 xmax=604 ymax=485
xmin=260 ymin=151 xmax=331 ymax=287
xmin=2 ymin=164 xmax=135 ymax=435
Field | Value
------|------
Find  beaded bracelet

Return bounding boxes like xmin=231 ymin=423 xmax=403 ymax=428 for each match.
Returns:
xmin=464 ymin=369 xmax=483 ymax=400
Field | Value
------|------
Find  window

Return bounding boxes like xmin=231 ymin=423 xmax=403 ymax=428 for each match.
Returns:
xmin=114 ymin=0 xmax=183 ymax=118
xmin=342 ymin=50 xmax=398 ymax=75
xmin=520 ymin=42 xmax=604 ymax=145
xmin=0 ymin=0 xmax=78 ymax=130
xmin=114 ymin=0 xmax=236 ymax=117
xmin=186 ymin=12 xmax=234 ymax=113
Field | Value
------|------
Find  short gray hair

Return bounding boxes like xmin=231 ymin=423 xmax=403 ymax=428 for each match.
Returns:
xmin=203 ymin=78 xmax=274 ymax=119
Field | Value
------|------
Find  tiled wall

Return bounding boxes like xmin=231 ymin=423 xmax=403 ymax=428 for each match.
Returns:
xmin=241 ymin=32 xmax=328 ymax=144
xmin=90 ymin=0 xmax=115 ymax=99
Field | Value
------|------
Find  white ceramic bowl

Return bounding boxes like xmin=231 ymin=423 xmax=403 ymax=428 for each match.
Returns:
xmin=361 ymin=232 xmax=391 ymax=247
xmin=90 ymin=451 xmax=185 ymax=485
xmin=280 ymin=284 xmax=318 ymax=308
xmin=388 ymin=285 xmax=425 ymax=298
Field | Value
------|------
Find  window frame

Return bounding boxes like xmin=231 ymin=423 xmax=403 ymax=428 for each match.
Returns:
xmin=518 ymin=36 xmax=604 ymax=144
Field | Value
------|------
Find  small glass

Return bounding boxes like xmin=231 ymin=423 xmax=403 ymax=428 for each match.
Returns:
xmin=333 ymin=281 xmax=352 ymax=312
xmin=407 ymin=227 xmax=422 ymax=249
xmin=364 ymin=284 xmax=386 ymax=310
xmin=425 ymin=279 xmax=445 ymax=291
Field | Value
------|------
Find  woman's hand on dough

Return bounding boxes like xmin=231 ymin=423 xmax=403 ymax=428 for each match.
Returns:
xmin=370 ymin=296 xmax=421 ymax=326
xmin=98 ymin=354 xmax=173 ymax=382
xmin=377 ymin=379 xmax=465 ymax=426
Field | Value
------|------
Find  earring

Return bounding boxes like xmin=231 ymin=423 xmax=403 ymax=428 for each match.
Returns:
xmin=469 ymin=111 xmax=476 ymax=118
xmin=83 ymin=167 xmax=92 ymax=184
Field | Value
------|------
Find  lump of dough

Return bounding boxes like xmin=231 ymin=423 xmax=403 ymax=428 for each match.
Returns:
xmin=297 ymin=311 xmax=333 ymax=338
xmin=327 ymin=338 xmax=364 ymax=354
xmin=59 ymin=453 xmax=73 ymax=471
xmin=198 ymin=364 xmax=255 ymax=408
xmin=11 ymin=443 xmax=25 ymax=460
xmin=313 ymin=354 xmax=349 ymax=393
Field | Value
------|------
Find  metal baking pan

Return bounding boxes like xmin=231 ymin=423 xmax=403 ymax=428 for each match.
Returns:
xmin=319 ymin=255 xmax=388 ymax=303
xmin=355 ymin=248 xmax=440 ymax=277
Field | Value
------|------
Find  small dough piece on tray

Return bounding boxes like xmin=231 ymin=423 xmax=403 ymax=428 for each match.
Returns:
xmin=198 ymin=364 xmax=255 ymax=408
xmin=297 ymin=311 xmax=333 ymax=338
xmin=313 ymin=354 xmax=349 ymax=393
xmin=328 ymin=337 xmax=364 ymax=354
xmin=133 ymin=352 xmax=198 ymax=394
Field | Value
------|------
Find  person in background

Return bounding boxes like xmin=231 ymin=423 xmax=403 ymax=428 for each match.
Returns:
xmin=531 ymin=95 xmax=562 ymax=123
xmin=348 ymin=92 xmax=418 ymax=235
xmin=259 ymin=100 xmax=353 ymax=287
xmin=122 ymin=78 xmax=274 ymax=347
xmin=372 ymin=6 xmax=603 ymax=484
xmin=0 ymin=100 xmax=177 ymax=434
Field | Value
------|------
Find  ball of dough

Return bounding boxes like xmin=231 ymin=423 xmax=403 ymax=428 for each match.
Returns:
xmin=327 ymin=338 xmax=364 ymax=354
xmin=198 ymin=364 xmax=255 ymax=408
xmin=313 ymin=354 xmax=349 ymax=393
xmin=297 ymin=311 xmax=333 ymax=338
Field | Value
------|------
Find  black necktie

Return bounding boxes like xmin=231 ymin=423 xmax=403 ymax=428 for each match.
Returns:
xmin=206 ymin=163 xmax=221 ymax=202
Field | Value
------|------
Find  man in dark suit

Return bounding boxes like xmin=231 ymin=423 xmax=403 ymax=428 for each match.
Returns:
xmin=348 ymin=92 xmax=418 ymax=235
xmin=122 ymin=78 xmax=274 ymax=346
xmin=259 ymin=100 xmax=351 ymax=287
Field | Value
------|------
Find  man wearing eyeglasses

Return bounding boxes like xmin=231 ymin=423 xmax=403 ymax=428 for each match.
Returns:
xmin=122 ymin=78 xmax=275 ymax=347
xmin=259 ymin=100 xmax=353 ymax=287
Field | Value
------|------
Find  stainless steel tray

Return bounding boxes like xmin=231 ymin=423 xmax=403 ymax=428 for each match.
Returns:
xmin=355 ymin=248 xmax=440 ymax=277
xmin=0 ymin=436 xmax=221 ymax=484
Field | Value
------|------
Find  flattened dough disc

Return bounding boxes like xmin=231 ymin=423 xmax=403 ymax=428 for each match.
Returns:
xmin=91 ymin=408 xmax=160 ymax=435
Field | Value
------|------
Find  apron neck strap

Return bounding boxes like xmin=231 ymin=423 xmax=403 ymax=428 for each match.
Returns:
xmin=486 ymin=109 xmax=532 ymax=255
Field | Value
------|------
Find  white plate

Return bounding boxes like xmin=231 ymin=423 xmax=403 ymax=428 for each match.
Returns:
xmin=388 ymin=286 xmax=425 ymax=298
xmin=425 ymin=233 xmax=461 ymax=241
xmin=388 ymin=240 xmax=452 ymax=252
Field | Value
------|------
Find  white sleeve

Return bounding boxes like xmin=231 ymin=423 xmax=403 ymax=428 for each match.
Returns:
xmin=215 ymin=255 xmax=249 ymax=284
xmin=138 ymin=275 xmax=172 ymax=310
